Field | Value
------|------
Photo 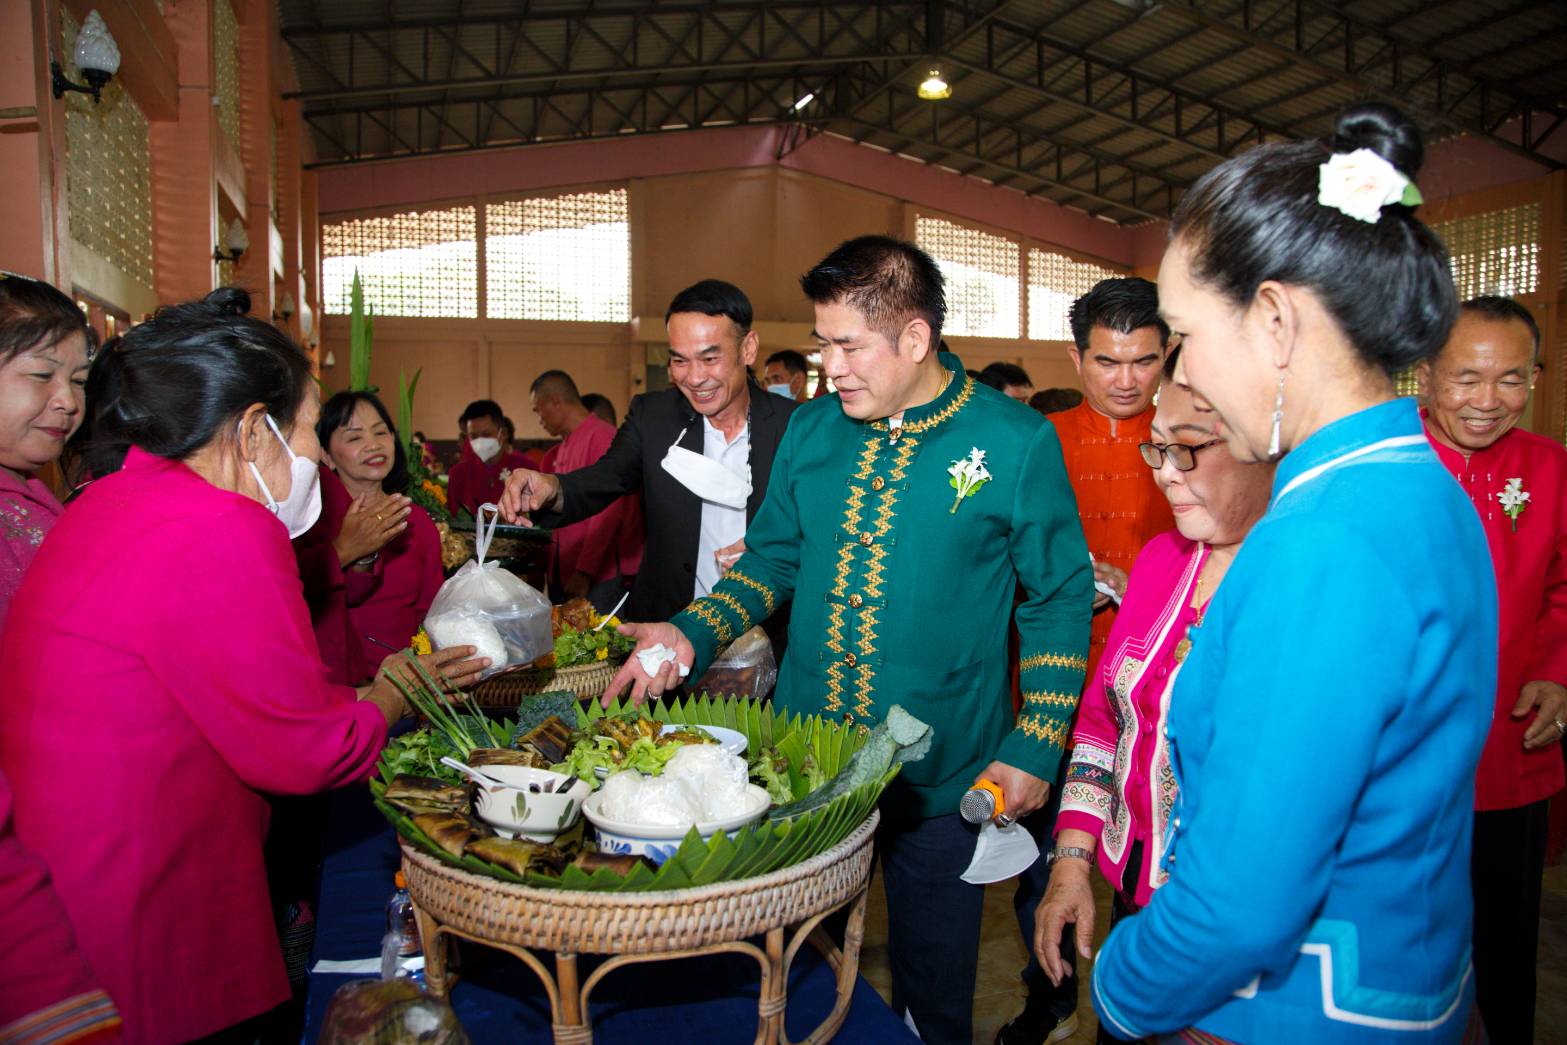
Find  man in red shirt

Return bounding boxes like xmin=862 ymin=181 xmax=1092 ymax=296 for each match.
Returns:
xmin=446 ymin=399 xmax=535 ymax=518
xmin=530 ymin=370 xmax=642 ymax=609
xmin=1000 ymin=277 xmax=1173 ymax=1045
xmin=1418 ymin=295 xmax=1566 ymax=1045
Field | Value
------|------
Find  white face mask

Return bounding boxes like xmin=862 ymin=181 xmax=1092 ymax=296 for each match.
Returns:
xmin=960 ymin=820 xmax=1041 ymax=885
xmin=469 ymin=436 xmax=501 ymax=462
xmin=660 ymin=427 xmax=751 ymax=509
xmin=766 ymin=383 xmax=793 ymax=399
xmin=245 ymin=414 xmax=323 ymax=539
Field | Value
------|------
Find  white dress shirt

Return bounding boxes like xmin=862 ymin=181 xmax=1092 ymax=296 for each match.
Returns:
xmin=693 ymin=415 xmax=750 ymax=598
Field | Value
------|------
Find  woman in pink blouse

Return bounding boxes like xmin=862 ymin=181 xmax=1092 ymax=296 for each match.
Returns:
xmin=0 ymin=273 xmax=92 ymax=627
xmin=1032 ymin=351 xmax=1274 ymax=1019
xmin=0 ymin=289 xmax=486 ymax=1044
xmin=318 ymin=390 xmax=445 ymax=673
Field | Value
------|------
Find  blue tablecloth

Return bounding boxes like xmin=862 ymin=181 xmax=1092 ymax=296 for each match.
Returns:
xmin=303 ymin=788 xmax=918 ymax=1043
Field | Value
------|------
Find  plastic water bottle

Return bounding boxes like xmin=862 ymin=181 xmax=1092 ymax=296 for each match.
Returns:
xmin=380 ymin=870 xmax=422 ymax=982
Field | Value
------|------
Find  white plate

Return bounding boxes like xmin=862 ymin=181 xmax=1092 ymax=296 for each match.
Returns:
xmin=591 ymin=724 xmax=748 ymax=779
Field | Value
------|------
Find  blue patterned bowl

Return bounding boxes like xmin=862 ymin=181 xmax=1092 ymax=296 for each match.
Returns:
xmin=581 ymin=785 xmax=770 ymax=865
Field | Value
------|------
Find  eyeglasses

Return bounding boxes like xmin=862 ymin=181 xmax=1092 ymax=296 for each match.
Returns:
xmin=1139 ymin=439 xmax=1222 ymax=472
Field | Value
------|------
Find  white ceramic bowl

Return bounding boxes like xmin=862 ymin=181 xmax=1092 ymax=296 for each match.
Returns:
xmin=471 ymin=766 xmax=592 ymax=842
xmin=581 ymin=783 xmax=770 ymax=865
xmin=592 ymin=724 xmax=749 ymax=779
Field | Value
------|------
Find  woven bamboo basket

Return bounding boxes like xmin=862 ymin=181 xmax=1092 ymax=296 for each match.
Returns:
xmin=469 ymin=658 xmax=623 ymax=706
xmin=403 ymin=810 xmax=878 ymax=1045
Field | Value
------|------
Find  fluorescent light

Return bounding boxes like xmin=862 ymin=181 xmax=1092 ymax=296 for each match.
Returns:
xmin=793 ymin=92 xmax=816 ymax=111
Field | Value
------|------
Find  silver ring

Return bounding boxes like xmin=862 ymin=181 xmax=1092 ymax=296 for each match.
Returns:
xmin=1555 ymin=717 xmax=1565 ymax=735
xmin=995 ymin=813 xmax=1016 ymax=828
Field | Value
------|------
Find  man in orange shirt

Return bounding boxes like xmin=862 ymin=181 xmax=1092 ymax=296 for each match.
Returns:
xmin=999 ymin=277 xmax=1171 ymax=1045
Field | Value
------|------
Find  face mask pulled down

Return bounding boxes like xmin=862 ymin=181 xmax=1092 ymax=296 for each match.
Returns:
xmin=245 ymin=414 xmax=322 ymax=539
xmin=660 ymin=427 xmax=751 ymax=510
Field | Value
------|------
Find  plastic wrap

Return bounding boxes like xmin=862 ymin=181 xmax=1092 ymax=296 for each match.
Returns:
xmin=424 ymin=505 xmax=550 ymax=678
xmin=318 ymin=979 xmax=470 ymax=1045
xmin=693 ymin=626 xmax=777 ymax=699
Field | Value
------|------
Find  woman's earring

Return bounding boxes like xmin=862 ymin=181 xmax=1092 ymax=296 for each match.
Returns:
xmin=1267 ymin=370 xmax=1287 ymax=458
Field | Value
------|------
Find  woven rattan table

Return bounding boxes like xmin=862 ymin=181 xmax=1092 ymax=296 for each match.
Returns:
xmin=400 ymin=811 xmax=880 ymax=1045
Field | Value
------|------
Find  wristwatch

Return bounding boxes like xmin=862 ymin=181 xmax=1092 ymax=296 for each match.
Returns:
xmin=1047 ymin=845 xmax=1095 ymax=867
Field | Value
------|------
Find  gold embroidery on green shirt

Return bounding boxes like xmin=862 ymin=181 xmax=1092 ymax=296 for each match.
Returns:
xmin=725 ymin=570 xmax=776 ymax=615
xmin=1019 ymin=714 xmax=1070 ymax=747
xmin=868 ymin=375 xmax=975 ymax=436
xmin=709 ymin=591 xmax=752 ymax=633
xmin=1021 ymin=652 xmax=1091 ymax=673
xmin=1022 ymin=690 xmax=1079 ymax=710
xmin=689 ymin=601 xmax=734 ymax=645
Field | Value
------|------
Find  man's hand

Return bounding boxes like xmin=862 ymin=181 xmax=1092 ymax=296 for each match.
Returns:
xmin=601 ymin=622 xmax=695 ymax=707
xmin=979 ymin=760 xmax=1050 ymax=819
xmin=499 ymin=468 xmax=563 ymax=525
xmin=1033 ymin=852 xmax=1098 ymax=985
xmin=715 ymin=538 xmax=746 ymax=576
xmin=334 ymin=492 xmax=410 ymax=566
xmin=1515 ymin=680 xmax=1567 ymax=749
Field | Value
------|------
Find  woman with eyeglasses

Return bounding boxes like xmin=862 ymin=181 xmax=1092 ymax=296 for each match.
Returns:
xmin=1030 ymin=348 xmax=1274 ymax=1039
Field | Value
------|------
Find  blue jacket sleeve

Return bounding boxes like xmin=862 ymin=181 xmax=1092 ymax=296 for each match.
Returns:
xmin=1091 ymin=521 xmax=1417 ymax=1038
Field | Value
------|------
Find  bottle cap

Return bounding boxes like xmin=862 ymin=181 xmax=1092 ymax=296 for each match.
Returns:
xmin=394 ymin=870 xmax=407 ymax=889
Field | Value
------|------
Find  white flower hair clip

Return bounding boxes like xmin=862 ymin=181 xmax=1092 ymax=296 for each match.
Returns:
xmin=1317 ymin=148 xmax=1423 ymax=223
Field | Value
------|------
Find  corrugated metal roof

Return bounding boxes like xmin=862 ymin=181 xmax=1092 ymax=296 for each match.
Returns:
xmin=280 ymin=0 xmax=1567 ymax=223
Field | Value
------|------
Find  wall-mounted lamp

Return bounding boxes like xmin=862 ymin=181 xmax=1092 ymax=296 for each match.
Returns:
xmin=917 ymin=68 xmax=952 ymax=101
xmin=52 ymin=11 xmax=121 ymax=105
xmin=212 ymin=219 xmax=249 ymax=263
xmin=322 ymin=350 xmax=337 ymax=368
xmin=275 ymin=292 xmax=296 ymax=322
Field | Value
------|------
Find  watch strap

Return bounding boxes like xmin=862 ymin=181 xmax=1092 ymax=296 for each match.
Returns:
xmin=1048 ymin=844 xmax=1094 ymax=866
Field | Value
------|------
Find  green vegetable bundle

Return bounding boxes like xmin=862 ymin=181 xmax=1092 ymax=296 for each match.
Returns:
xmin=552 ymin=623 xmax=635 ymax=668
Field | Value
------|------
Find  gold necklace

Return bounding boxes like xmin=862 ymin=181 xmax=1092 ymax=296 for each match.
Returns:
xmin=1173 ymin=556 xmax=1210 ymax=664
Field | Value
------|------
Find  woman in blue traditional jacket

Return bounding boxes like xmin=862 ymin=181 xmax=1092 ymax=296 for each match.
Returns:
xmin=1088 ymin=104 xmax=1495 ymax=1043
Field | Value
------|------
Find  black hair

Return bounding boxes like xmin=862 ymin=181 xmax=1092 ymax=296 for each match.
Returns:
xmin=665 ymin=279 xmax=753 ymax=332
xmin=979 ymin=361 xmax=1032 ymax=390
xmin=78 ymin=287 xmax=311 ymax=477
xmin=412 ymin=430 xmax=427 ymax=442
xmin=530 ymin=369 xmax=582 ymax=403
xmin=1068 ymin=277 xmax=1169 ymax=353
xmin=800 ymin=236 xmax=946 ymax=347
xmin=459 ymin=399 xmax=504 ymax=428
xmin=581 ymin=393 xmax=616 ymax=426
xmin=1028 ymin=388 xmax=1083 ymax=415
xmin=0 ymin=271 xmax=97 ymax=364
xmin=765 ymin=349 xmax=808 ymax=376
xmin=1169 ymin=103 xmax=1456 ymax=377
xmin=1460 ymin=296 xmax=1540 ymax=358
xmin=317 ymin=390 xmax=408 ymax=495
xmin=499 ymin=416 xmax=515 ymax=442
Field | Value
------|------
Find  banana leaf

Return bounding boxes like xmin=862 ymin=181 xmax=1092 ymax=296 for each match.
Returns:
xmin=371 ymin=694 xmax=904 ymax=892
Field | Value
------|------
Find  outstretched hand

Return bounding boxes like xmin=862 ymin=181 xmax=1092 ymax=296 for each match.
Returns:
xmin=601 ymin=622 xmax=695 ymax=707
xmin=498 ymin=468 xmax=562 ymax=526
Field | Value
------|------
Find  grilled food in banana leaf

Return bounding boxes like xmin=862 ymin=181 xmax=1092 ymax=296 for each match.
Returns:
xmin=410 ymin=812 xmax=490 ymax=858
xmin=468 ymin=747 xmax=549 ymax=770
xmin=383 ymin=775 xmax=467 ymax=816
xmin=598 ymin=713 xmax=657 ymax=750
xmin=516 ymin=715 xmax=574 ymax=764
xmin=572 ymin=851 xmax=656 ymax=875
xmin=768 ymin=704 xmax=931 ymax=821
xmin=465 ymin=836 xmax=568 ymax=877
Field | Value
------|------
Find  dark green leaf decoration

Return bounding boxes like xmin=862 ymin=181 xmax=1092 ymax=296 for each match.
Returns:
xmin=372 ymin=694 xmax=901 ymax=892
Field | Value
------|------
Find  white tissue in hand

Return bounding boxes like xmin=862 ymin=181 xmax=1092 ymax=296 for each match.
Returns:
xmin=600 ymin=771 xmax=702 ymax=827
xmin=636 ymin=643 xmax=691 ymax=679
xmin=425 ymin=614 xmax=508 ymax=668
xmin=663 ymin=745 xmax=750 ymax=819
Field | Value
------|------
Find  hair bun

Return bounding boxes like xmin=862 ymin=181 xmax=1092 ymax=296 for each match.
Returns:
xmin=1332 ymin=103 xmax=1424 ymax=179
xmin=202 ymin=286 xmax=253 ymax=317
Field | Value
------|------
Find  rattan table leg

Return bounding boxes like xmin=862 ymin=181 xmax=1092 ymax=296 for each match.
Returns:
xmin=755 ymin=927 xmax=787 ymax=1045
xmin=780 ymin=883 xmax=869 ymax=1045
xmin=554 ymin=952 xmax=590 ymax=1045
xmin=413 ymin=904 xmax=452 ymax=999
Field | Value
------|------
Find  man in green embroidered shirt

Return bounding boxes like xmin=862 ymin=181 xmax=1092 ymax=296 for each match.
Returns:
xmin=605 ymin=236 xmax=1092 ymax=1044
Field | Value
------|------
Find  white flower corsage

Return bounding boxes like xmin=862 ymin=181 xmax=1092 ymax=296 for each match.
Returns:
xmin=948 ymin=448 xmax=991 ymax=514
xmin=1497 ymin=477 xmax=1530 ymax=532
xmin=1317 ymin=149 xmax=1423 ymax=223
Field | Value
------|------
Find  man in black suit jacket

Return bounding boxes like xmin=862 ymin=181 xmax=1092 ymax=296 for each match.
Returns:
xmin=501 ymin=280 xmax=797 ymax=631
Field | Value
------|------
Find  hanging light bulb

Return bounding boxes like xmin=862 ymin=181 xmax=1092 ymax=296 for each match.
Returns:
xmin=917 ymin=68 xmax=952 ymax=101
